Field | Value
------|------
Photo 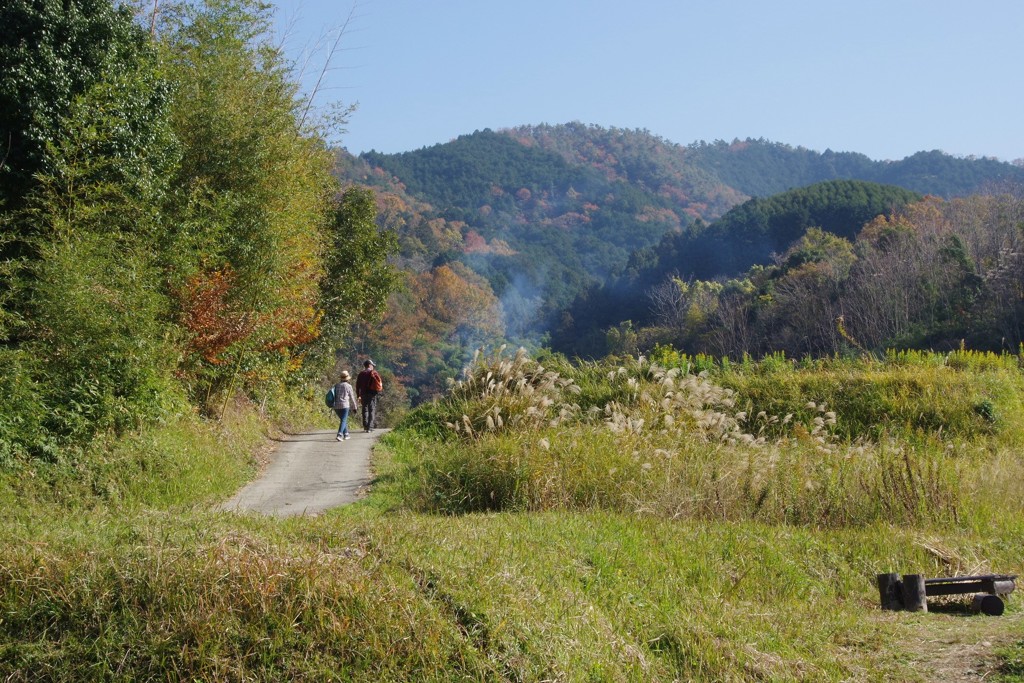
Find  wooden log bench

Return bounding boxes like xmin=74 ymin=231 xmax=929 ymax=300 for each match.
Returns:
xmin=877 ymin=573 xmax=1017 ymax=615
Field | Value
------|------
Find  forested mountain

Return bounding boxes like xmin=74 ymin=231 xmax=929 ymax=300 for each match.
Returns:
xmin=650 ymin=180 xmax=924 ymax=281
xmin=337 ymin=123 xmax=1024 ymax=391
xmin=632 ymin=194 xmax=1024 ymax=359
xmin=361 ymin=129 xmax=692 ymax=332
xmin=505 ymin=124 xmax=1024 ymax=206
xmin=686 ymin=140 xmax=1024 ymax=199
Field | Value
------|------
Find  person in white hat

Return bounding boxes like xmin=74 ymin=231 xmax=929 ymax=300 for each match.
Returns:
xmin=332 ymin=370 xmax=357 ymax=440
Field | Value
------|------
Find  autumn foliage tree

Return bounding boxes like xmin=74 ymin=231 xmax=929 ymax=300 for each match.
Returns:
xmin=841 ymin=195 xmax=1022 ymax=350
xmin=350 ymin=262 xmax=506 ymax=403
xmin=424 ymin=263 xmax=505 ymax=345
xmin=157 ymin=0 xmax=339 ymax=402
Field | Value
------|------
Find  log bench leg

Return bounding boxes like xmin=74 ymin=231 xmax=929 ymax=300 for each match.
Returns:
xmin=877 ymin=573 xmax=903 ymax=610
xmin=901 ymin=574 xmax=928 ymax=612
xmin=971 ymin=594 xmax=1005 ymax=616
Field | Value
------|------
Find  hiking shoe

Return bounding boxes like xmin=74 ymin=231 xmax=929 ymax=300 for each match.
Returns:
xmin=343 ymin=434 xmax=350 ymax=440
xmin=336 ymin=435 xmax=344 ymax=441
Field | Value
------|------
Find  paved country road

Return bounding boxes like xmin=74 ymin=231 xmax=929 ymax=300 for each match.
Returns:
xmin=220 ymin=428 xmax=387 ymax=517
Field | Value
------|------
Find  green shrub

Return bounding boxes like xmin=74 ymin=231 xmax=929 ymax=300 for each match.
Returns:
xmin=719 ymin=360 xmax=1024 ymax=443
xmin=29 ymin=231 xmax=183 ymax=447
xmin=0 ymin=350 xmax=55 ymax=466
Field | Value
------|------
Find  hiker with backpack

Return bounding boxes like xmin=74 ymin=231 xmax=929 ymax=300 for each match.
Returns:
xmin=355 ymin=359 xmax=383 ymax=432
xmin=328 ymin=370 xmax=357 ymax=441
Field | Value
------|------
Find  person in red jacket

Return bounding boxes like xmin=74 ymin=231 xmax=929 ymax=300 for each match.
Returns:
xmin=355 ymin=359 xmax=383 ymax=432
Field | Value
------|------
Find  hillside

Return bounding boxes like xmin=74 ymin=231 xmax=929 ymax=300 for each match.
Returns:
xmin=684 ymin=139 xmax=1024 ymax=198
xmin=633 ymin=179 xmax=923 ymax=282
xmin=360 ymin=129 xmax=692 ymax=333
xmin=551 ymin=180 xmax=924 ymax=356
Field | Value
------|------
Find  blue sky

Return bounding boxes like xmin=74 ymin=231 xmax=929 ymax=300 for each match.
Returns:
xmin=274 ymin=0 xmax=1024 ymax=163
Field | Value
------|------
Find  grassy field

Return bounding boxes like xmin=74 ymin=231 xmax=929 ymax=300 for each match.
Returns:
xmin=2 ymin=350 xmax=1023 ymax=681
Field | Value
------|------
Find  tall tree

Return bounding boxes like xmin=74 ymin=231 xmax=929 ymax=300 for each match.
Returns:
xmin=310 ymin=185 xmax=400 ymax=376
xmin=158 ymin=0 xmax=338 ymax=400
xmin=0 ymin=0 xmax=179 ymax=456
xmin=0 ymin=0 xmax=153 ymax=214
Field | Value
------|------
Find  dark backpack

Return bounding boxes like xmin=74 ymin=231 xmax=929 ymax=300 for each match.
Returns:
xmin=324 ymin=387 xmax=335 ymax=408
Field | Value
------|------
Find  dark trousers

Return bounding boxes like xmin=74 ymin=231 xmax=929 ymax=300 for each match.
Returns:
xmin=361 ymin=391 xmax=379 ymax=430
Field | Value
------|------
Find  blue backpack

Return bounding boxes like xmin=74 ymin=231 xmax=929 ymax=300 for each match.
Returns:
xmin=324 ymin=386 xmax=336 ymax=408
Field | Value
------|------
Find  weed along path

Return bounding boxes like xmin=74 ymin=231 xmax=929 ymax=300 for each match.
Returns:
xmin=220 ymin=429 xmax=387 ymax=517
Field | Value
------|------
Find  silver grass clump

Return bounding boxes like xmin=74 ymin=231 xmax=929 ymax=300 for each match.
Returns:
xmin=441 ymin=351 xmax=837 ymax=447
xmin=443 ymin=346 xmax=579 ymax=438
xmin=600 ymin=360 xmax=749 ymax=443
xmin=597 ymin=358 xmax=839 ymax=450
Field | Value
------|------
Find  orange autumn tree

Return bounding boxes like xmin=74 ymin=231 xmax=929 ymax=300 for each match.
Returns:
xmin=178 ymin=267 xmax=257 ymax=365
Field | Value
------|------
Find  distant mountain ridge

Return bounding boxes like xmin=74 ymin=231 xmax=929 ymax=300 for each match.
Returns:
xmin=504 ymin=123 xmax=1024 ymax=202
xmin=683 ymin=139 xmax=1024 ymax=199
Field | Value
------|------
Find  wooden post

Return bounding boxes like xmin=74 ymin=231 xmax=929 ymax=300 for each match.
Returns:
xmin=901 ymin=574 xmax=928 ymax=612
xmin=877 ymin=573 xmax=903 ymax=610
xmin=971 ymin=594 xmax=1004 ymax=616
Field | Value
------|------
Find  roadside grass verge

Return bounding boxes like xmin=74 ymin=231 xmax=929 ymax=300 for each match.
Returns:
xmin=1 ymin=408 xmax=262 ymax=516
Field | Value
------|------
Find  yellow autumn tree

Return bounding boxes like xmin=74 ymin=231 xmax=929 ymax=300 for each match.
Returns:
xmin=424 ymin=263 xmax=506 ymax=345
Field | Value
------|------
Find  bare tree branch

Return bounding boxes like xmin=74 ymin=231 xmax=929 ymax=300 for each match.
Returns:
xmin=299 ymin=0 xmax=360 ymax=131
